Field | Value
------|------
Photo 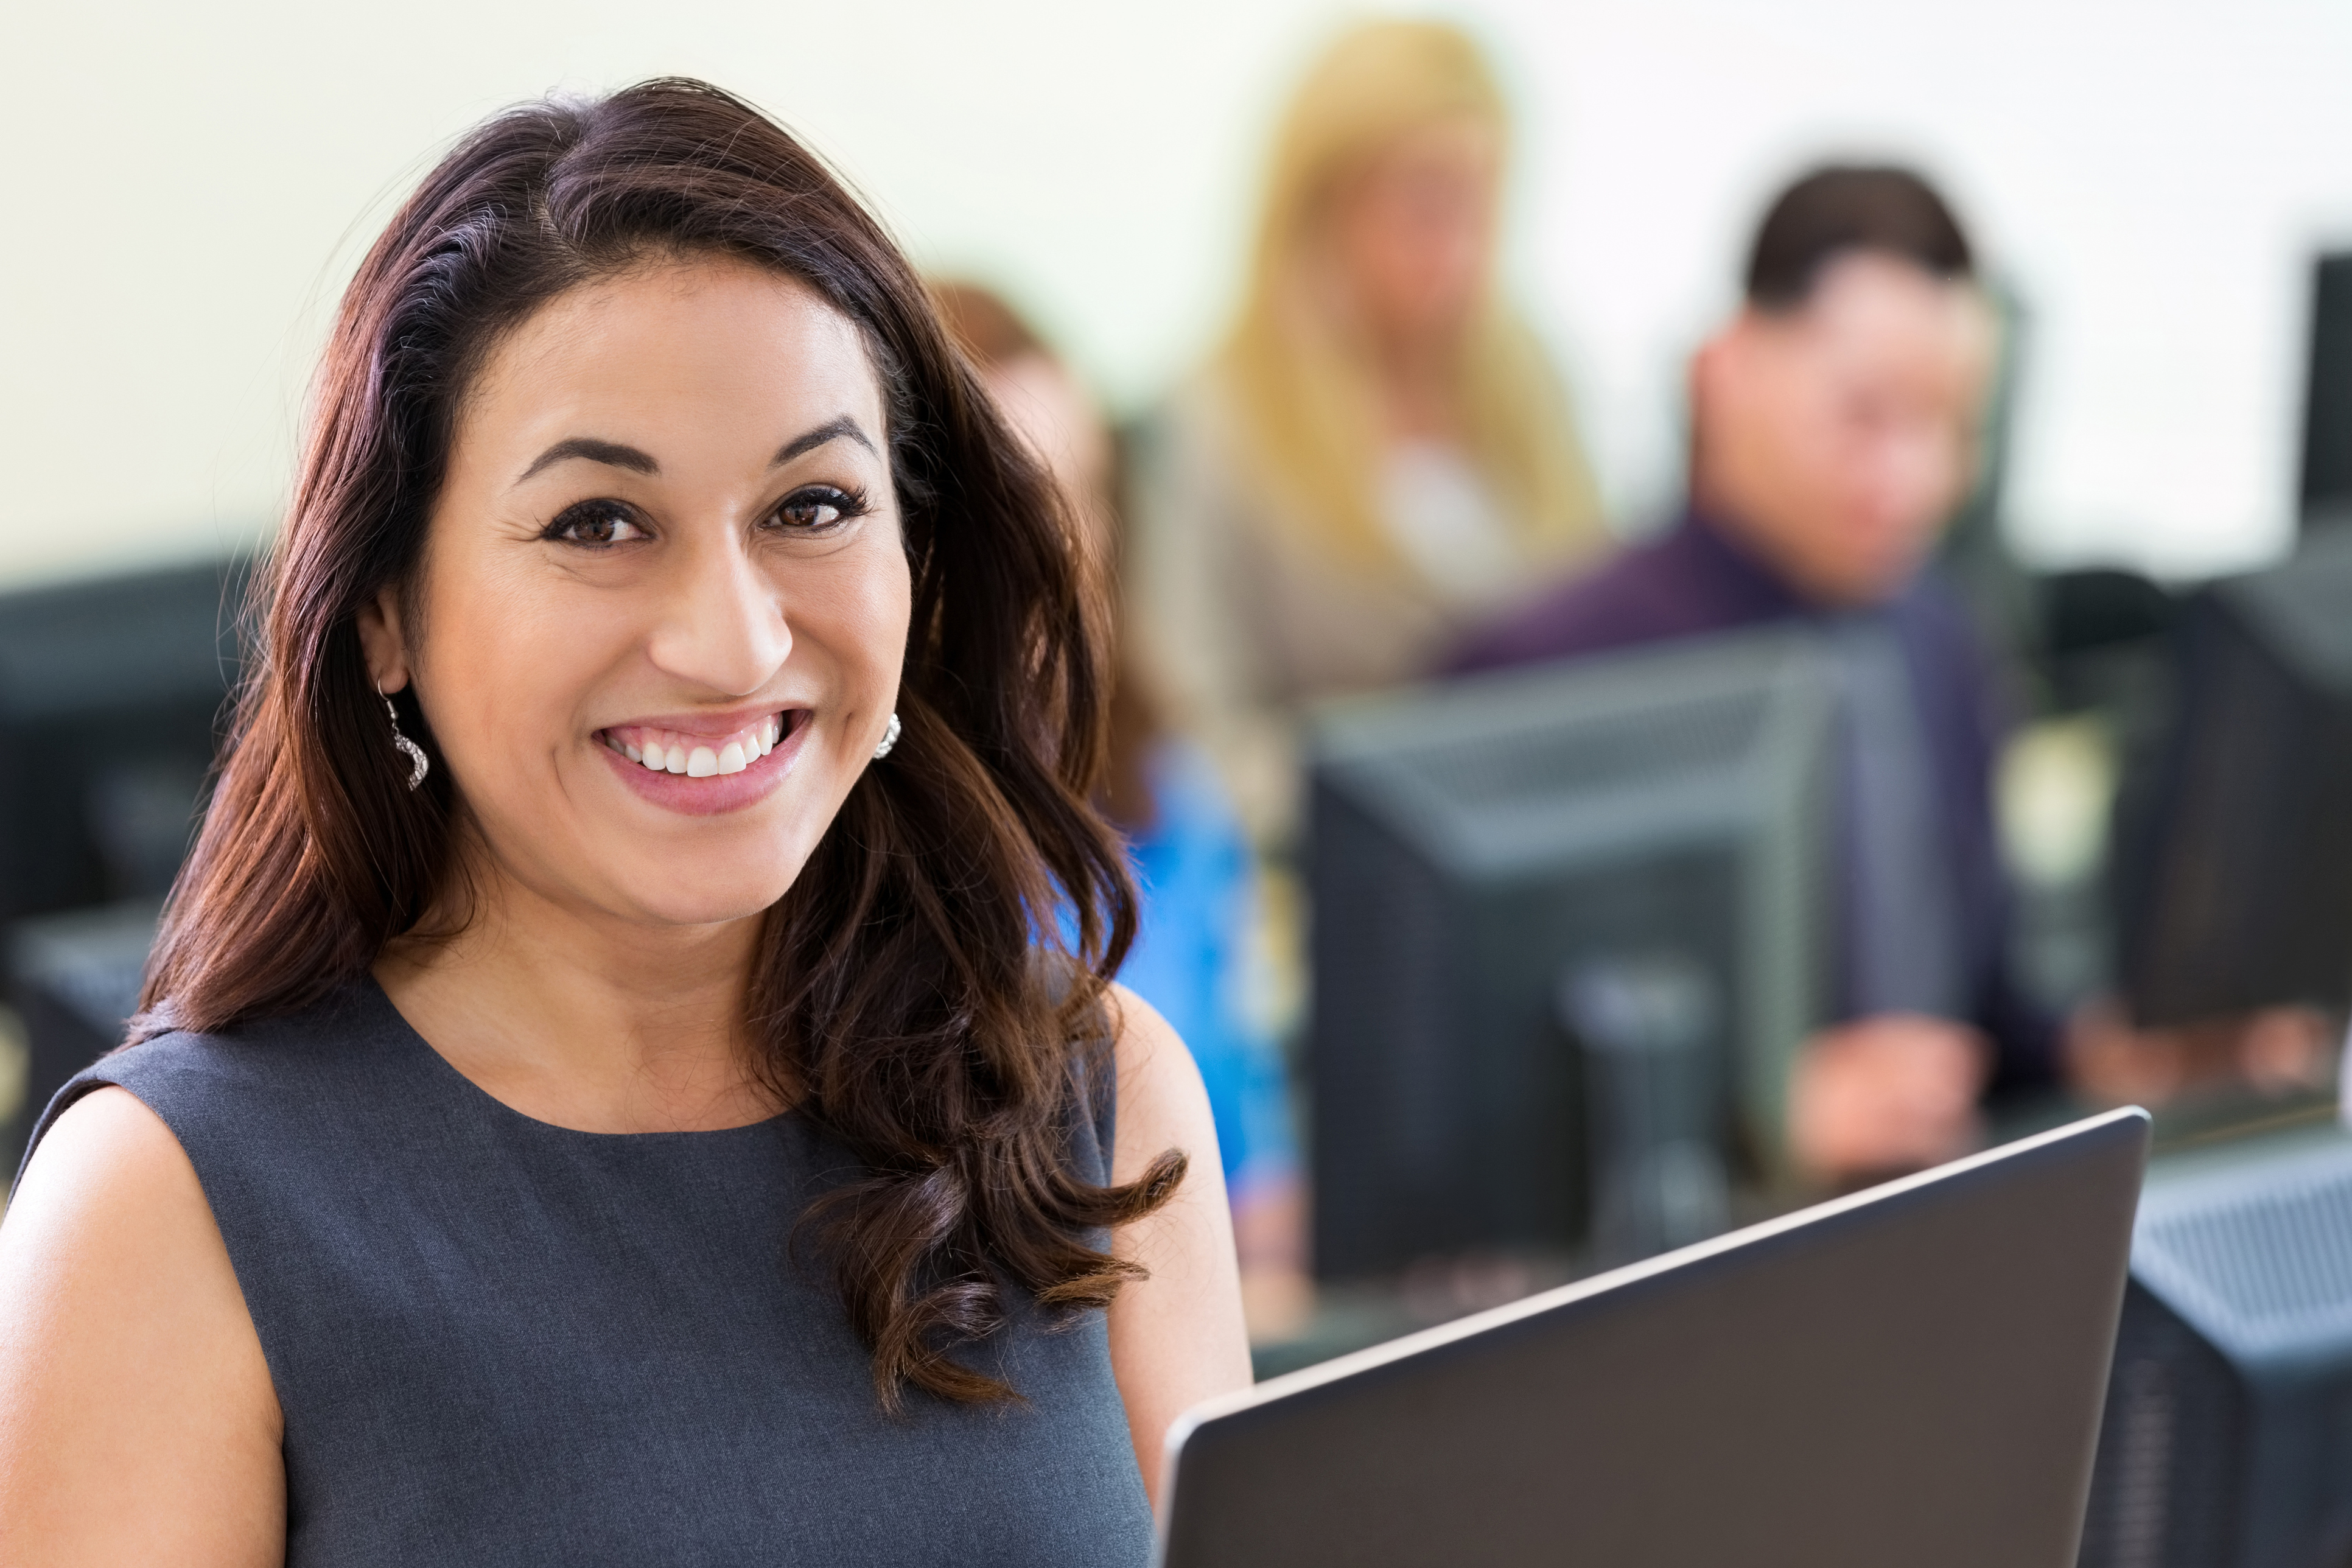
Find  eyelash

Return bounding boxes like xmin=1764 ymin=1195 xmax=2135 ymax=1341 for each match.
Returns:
xmin=540 ymin=485 xmax=872 ymax=548
xmin=542 ymin=498 xmax=646 ymax=547
xmin=767 ymin=484 xmax=870 ymax=534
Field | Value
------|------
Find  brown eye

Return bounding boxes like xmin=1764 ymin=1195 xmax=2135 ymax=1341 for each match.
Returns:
xmin=771 ymin=486 xmax=868 ymax=533
xmin=545 ymin=499 xmax=649 ymax=546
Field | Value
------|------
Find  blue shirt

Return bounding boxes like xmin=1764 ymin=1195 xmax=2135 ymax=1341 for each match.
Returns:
xmin=1116 ymin=743 xmax=1297 ymax=1192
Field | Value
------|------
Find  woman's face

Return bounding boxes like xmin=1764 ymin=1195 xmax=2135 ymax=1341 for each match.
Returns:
xmin=1326 ymin=114 xmax=1502 ymax=349
xmin=362 ymin=256 xmax=911 ymax=931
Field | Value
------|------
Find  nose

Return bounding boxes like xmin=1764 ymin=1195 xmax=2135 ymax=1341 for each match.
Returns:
xmin=644 ymin=527 xmax=793 ymax=697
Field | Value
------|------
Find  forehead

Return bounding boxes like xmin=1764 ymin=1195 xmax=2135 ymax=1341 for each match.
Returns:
xmin=1361 ymin=114 xmax=1502 ymax=185
xmin=462 ymin=256 xmax=886 ymax=452
xmin=1794 ymin=253 xmax=1993 ymax=380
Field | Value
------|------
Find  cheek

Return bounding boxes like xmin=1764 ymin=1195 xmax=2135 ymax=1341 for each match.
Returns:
xmin=1401 ymin=211 xmax=1482 ymax=296
xmin=790 ymin=537 xmax=912 ymax=694
xmin=417 ymin=551 xmax=618 ymax=766
xmin=1759 ymin=391 xmax=1848 ymax=503
xmin=1344 ymin=205 xmax=1426 ymax=298
xmin=1878 ymin=422 xmax=1969 ymax=522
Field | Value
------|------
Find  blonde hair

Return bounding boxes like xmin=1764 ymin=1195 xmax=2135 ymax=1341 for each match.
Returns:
xmin=1216 ymin=19 xmax=1601 ymax=576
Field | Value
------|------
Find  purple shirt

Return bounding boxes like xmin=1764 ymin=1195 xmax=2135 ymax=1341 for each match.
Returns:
xmin=1447 ymin=512 xmax=2056 ymax=1091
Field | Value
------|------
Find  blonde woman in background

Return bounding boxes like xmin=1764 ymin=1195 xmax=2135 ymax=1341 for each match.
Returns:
xmin=1131 ymin=18 xmax=1609 ymax=845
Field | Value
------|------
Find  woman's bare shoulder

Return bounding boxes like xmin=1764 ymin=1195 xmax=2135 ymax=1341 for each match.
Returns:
xmin=13 ymin=1082 xmax=193 ymax=1197
xmin=0 ymin=1087 xmax=285 ymax=1564
xmin=1102 ymin=982 xmax=1216 ymax=1186
xmin=2 ymin=1086 xmax=223 ymax=1279
xmin=1100 ymin=982 xmax=1251 ymax=1506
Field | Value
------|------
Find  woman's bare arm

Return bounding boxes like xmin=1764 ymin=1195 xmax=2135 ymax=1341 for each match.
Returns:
xmin=1102 ymin=985 xmax=1253 ymax=1513
xmin=0 ymin=1087 xmax=284 ymax=1566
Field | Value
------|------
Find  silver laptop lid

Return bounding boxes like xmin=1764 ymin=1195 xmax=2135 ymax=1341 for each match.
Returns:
xmin=1158 ymin=1108 xmax=2149 ymax=1568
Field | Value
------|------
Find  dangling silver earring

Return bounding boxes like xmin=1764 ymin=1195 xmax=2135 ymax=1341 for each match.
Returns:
xmin=379 ymin=681 xmax=429 ymax=791
xmin=873 ymin=712 xmax=902 ymax=760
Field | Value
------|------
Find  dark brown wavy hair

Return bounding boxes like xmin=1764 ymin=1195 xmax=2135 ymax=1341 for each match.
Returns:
xmin=136 ymin=78 xmax=1182 ymax=1410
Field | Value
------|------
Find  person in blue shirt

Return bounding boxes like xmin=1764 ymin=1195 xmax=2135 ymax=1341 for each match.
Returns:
xmin=933 ymin=282 xmax=1307 ymax=1334
xmin=1115 ymin=741 xmax=1295 ymax=1202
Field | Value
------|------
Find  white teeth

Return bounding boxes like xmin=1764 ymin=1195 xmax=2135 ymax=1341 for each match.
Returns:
xmin=607 ymin=718 xmax=783 ymax=777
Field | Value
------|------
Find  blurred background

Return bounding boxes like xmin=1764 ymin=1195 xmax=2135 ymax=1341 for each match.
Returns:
xmin=6 ymin=0 xmax=2348 ymax=583
xmin=7 ymin=1 xmax=2352 ymax=1559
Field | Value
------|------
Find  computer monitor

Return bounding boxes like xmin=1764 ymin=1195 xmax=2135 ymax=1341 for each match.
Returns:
xmin=0 ymin=556 xmax=245 ymax=1174
xmin=2075 ymin=1122 xmax=2352 ymax=1568
xmin=0 ymin=556 xmax=247 ymax=923
xmin=1305 ymin=625 xmax=1834 ymax=1279
xmin=1157 ymin=1107 xmax=2151 ymax=1568
xmin=2112 ymin=527 xmax=2352 ymax=1027
xmin=2300 ymin=251 xmax=2352 ymax=530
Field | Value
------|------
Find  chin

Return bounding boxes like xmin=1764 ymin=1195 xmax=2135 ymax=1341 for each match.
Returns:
xmin=625 ymin=883 xmax=793 ymax=929
xmin=1819 ymin=536 xmax=1928 ymax=606
xmin=608 ymin=850 xmax=811 ymax=929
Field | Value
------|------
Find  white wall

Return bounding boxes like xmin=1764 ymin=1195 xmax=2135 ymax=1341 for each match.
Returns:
xmin=3 ymin=0 xmax=2348 ymax=588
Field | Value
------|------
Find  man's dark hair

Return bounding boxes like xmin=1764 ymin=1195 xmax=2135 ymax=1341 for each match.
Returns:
xmin=1745 ymin=164 xmax=1973 ymax=310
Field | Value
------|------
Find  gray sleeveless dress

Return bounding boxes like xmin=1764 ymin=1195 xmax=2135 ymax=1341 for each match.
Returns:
xmin=23 ymin=979 xmax=1156 ymax=1566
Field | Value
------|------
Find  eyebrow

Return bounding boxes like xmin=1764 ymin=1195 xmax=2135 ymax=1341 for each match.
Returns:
xmin=513 ymin=416 xmax=876 ymax=488
xmin=772 ymin=415 xmax=875 ymax=466
xmin=514 ymin=438 xmax=659 ymax=486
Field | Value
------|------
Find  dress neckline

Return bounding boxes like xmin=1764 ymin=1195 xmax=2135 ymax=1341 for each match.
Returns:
xmin=354 ymin=972 xmax=799 ymax=1144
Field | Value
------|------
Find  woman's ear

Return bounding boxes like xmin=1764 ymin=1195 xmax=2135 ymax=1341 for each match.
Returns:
xmin=356 ymin=588 xmax=412 ymax=695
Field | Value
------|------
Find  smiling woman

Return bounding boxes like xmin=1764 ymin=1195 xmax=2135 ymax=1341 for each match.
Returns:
xmin=0 ymin=80 xmax=1248 ymax=1567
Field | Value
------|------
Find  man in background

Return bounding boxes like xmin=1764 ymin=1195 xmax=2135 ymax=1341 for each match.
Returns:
xmin=1451 ymin=166 xmax=2043 ymax=1186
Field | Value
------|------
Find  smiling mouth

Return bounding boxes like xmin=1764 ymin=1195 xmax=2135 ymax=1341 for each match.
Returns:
xmin=598 ymin=711 xmax=799 ymax=778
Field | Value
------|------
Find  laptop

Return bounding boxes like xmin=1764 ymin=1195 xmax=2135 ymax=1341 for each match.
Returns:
xmin=1157 ymin=1107 xmax=2150 ymax=1568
